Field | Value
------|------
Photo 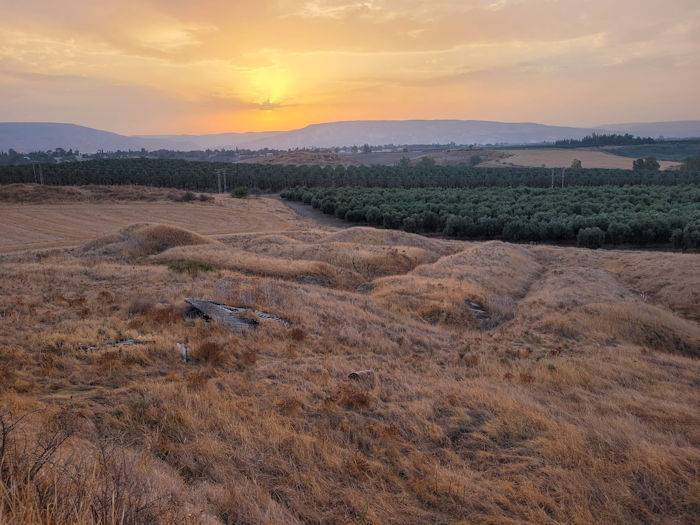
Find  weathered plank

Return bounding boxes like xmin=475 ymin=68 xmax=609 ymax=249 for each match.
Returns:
xmin=185 ymin=298 xmax=289 ymax=329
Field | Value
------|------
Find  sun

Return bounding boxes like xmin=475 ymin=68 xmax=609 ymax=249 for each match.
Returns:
xmin=248 ymin=66 xmax=290 ymax=109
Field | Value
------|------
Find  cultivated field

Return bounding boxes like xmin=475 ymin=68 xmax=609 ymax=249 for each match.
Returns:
xmin=0 ymin=185 xmax=305 ymax=252
xmin=0 ymin=185 xmax=698 ymax=524
xmin=481 ymin=148 xmax=682 ymax=169
xmin=252 ymin=148 xmax=684 ymax=169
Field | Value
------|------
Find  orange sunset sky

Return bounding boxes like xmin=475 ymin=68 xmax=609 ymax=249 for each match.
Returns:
xmin=1 ymin=0 xmax=699 ymax=134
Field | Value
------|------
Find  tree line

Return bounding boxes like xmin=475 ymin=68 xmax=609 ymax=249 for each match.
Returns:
xmin=554 ymin=133 xmax=656 ymax=147
xmin=1 ymin=158 xmax=698 ymax=192
xmin=282 ymin=185 xmax=700 ymax=249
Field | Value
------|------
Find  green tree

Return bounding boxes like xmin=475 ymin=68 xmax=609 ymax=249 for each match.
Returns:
xmin=644 ymin=157 xmax=660 ymax=171
xmin=577 ymin=227 xmax=605 ymax=249
xmin=416 ymin=157 xmax=436 ymax=168
xmin=231 ymin=186 xmax=250 ymax=198
xmin=681 ymin=156 xmax=700 ymax=171
xmin=365 ymin=206 xmax=382 ymax=225
xmin=633 ymin=157 xmax=660 ymax=171
xmin=606 ymin=222 xmax=630 ymax=245
xmin=570 ymin=159 xmax=582 ymax=169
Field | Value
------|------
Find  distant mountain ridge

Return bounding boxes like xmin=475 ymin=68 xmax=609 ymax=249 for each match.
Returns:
xmin=1 ymin=120 xmax=699 ymax=153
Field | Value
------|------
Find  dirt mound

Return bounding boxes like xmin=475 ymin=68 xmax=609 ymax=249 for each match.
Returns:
xmin=83 ymin=223 xmax=215 ymax=258
xmin=413 ymin=241 xmax=541 ymax=297
xmin=219 ymin=227 xmax=454 ymax=281
xmin=324 ymin=227 xmax=457 ymax=254
xmin=152 ymin=244 xmax=363 ymax=289
xmin=370 ymin=242 xmax=540 ymax=328
xmin=602 ymin=251 xmax=700 ymax=321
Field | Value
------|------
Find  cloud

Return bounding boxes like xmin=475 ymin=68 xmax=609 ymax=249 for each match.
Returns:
xmin=0 ymin=0 xmax=698 ymax=132
xmin=0 ymin=68 xmax=256 ymax=133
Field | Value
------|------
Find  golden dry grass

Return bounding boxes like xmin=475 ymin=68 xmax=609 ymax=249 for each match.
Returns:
xmin=0 ymin=183 xmax=188 ymax=203
xmin=601 ymin=250 xmax=700 ymax=321
xmin=0 ymin=192 xmax=306 ymax=253
xmin=256 ymin=151 xmax=361 ymax=166
xmin=479 ymin=148 xmax=682 ymax=170
xmin=83 ymin=223 xmax=217 ymax=259
xmin=0 ymin=191 xmax=698 ymax=524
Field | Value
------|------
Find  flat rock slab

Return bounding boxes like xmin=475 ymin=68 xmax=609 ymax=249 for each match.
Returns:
xmin=185 ymin=298 xmax=289 ymax=329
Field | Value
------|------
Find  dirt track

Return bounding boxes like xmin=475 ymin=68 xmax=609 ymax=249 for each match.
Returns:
xmin=0 ymin=197 xmax=305 ymax=253
xmin=278 ymin=198 xmax=350 ymax=228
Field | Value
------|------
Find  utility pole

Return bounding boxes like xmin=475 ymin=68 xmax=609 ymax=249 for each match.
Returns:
xmin=38 ymin=163 xmax=44 ymax=185
xmin=216 ymin=169 xmax=222 ymax=194
xmin=32 ymin=163 xmax=38 ymax=184
xmin=551 ymin=168 xmax=554 ymax=188
xmin=222 ymin=168 xmax=227 ymax=193
xmin=561 ymin=167 xmax=565 ymax=189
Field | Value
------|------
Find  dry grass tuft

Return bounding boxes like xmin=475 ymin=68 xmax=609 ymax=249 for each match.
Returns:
xmin=288 ymin=327 xmax=306 ymax=341
xmin=192 ymin=340 xmax=231 ymax=366
xmin=337 ymin=385 xmax=373 ymax=410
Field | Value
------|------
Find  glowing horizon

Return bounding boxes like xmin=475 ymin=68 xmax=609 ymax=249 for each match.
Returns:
xmin=1 ymin=0 xmax=698 ymax=135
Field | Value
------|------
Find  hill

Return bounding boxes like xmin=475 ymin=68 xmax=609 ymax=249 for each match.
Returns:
xmin=599 ymin=120 xmax=700 ymax=139
xmin=0 ymin=189 xmax=697 ymax=523
xmin=3 ymin=120 xmax=700 ymax=153
xmin=0 ymin=122 xmax=145 ymax=153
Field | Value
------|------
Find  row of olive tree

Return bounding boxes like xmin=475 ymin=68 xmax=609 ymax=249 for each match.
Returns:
xmin=1 ymin=158 xmax=698 ymax=192
xmin=282 ymin=185 xmax=700 ymax=249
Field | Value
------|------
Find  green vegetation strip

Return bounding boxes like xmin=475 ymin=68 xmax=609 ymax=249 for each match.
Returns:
xmin=167 ymin=260 xmax=214 ymax=274
xmin=283 ymin=185 xmax=700 ymax=249
xmin=1 ymin=158 xmax=699 ymax=193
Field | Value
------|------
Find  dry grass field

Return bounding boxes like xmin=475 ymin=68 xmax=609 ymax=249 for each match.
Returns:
xmin=0 ymin=185 xmax=305 ymax=253
xmin=479 ymin=148 xmax=682 ymax=170
xmin=256 ymin=151 xmax=362 ymax=167
xmin=0 ymin=185 xmax=698 ymax=524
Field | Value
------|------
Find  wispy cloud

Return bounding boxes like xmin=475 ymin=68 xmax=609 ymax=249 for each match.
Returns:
xmin=0 ymin=0 xmax=698 ymax=132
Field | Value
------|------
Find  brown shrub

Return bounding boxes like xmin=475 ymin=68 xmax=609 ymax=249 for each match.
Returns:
xmin=125 ymin=296 xmax=156 ymax=315
xmin=145 ymin=305 xmax=180 ymax=325
xmin=339 ymin=385 xmax=372 ymax=410
xmin=276 ymin=396 xmax=304 ymax=416
xmin=186 ymin=371 xmax=210 ymax=392
xmin=192 ymin=341 xmax=228 ymax=366
xmin=239 ymin=349 xmax=257 ymax=367
xmin=288 ymin=327 xmax=306 ymax=341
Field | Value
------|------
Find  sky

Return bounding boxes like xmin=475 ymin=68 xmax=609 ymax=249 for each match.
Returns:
xmin=0 ymin=0 xmax=699 ymax=134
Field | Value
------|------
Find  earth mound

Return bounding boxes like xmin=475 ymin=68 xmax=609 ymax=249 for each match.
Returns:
xmin=82 ymin=223 xmax=216 ymax=258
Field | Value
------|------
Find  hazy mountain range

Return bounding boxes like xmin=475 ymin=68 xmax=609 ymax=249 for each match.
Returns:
xmin=1 ymin=120 xmax=699 ymax=154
